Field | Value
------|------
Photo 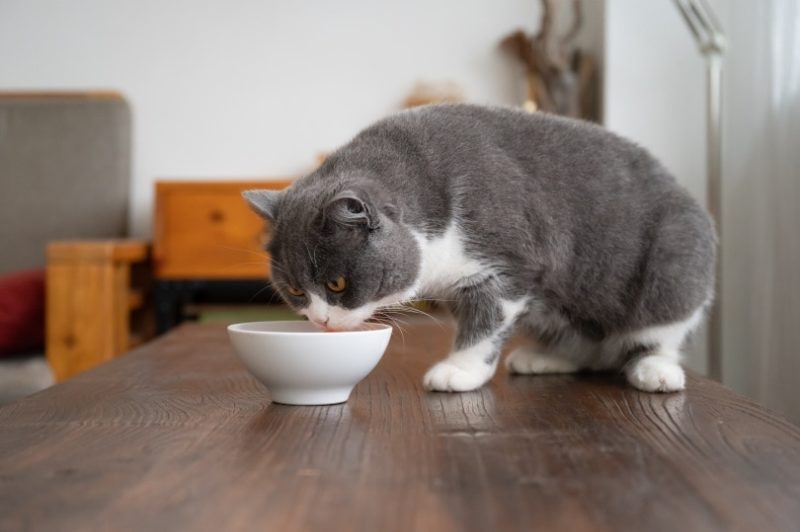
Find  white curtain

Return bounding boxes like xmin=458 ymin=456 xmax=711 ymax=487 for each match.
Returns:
xmin=722 ymin=0 xmax=800 ymax=422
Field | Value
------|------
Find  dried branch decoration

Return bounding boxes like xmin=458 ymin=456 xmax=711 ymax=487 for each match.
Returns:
xmin=501 ymin=0 xmax=598 ymax=121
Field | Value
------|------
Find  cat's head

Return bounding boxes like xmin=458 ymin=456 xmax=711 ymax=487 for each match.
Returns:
xmin=244 ymin=182 xmax=420 ymax=330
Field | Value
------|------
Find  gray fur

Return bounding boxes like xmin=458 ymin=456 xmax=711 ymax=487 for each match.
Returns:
xmin=242 ymin=189 xmax=282 ymax=220
xmin=251 ymin=174 xmax=419 ymax=311
xmin=246 ymin=104 xmax=716 ymax=381
xmin=448 ymin=281 xmax=504 ymax=351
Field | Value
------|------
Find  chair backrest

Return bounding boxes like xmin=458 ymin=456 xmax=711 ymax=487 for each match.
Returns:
xmin=0 ymin=92 xmax=131 ymax=274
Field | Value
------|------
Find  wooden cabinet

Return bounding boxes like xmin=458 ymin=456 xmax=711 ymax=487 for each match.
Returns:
xmin=153 ymin=180 xmax=292 ymax=280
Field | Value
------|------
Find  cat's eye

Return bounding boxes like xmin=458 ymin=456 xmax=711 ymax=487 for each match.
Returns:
xmin=326 ymin=276 xmax=347 ymax=293
xmin=286 ymin=286 xmax=305 ymax=297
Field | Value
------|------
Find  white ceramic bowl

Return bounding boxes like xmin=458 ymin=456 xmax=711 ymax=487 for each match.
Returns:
xmin=227 ymin=321 xmax=393 ymax=405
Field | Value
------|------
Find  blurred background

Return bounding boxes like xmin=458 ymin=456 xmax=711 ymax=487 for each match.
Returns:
xmin=0 ymin=0 xmax=798 ymax=422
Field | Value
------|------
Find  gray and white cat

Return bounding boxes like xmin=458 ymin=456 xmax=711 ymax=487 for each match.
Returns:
xmin=244 ymin=104 xmax=716 ymax=393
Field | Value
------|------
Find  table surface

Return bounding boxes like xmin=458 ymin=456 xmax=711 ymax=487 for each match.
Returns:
xmin=2 ymin=322 xmax=800 ymax=532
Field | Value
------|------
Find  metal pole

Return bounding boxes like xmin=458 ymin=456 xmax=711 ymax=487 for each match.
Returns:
xmin=706 ymin=53 xmax=723 ymax=381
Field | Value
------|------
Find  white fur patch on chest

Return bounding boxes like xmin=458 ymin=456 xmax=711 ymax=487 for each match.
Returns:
xmin=411 ymin=224 xmax=491 ymax=295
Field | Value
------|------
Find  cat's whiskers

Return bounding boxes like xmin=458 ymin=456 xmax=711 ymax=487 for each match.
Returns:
xmin=378 ymin=304 xmax=447 ymax=331
xmin=371 ymin=313 xmax=407 ymax=348
xmin=304 ymin=242 xmax=319 ymax=270
xmin=268 ymin=264 xmax=296 ymax=280
xmin=382 ymin=309 xmax=445 ymax=330
xmin=217 ymin=256 xmax=294 ymax=280
xmin=265 ymin=261 xmax=291 ymax=276
xmin=311 ymin=243 xmax=320 ymax=270
xmin=387 ymin=316 xmax=409 ymax=349
xmin=407 ymin=296 xmax=457 ymax=304
xmin=248 ymin=283 xmax=276 ymax=303
xmin=226 ymin=260 xmax=269 ymax=269
xmin=215 ymin=244 xmax=269 ymax=260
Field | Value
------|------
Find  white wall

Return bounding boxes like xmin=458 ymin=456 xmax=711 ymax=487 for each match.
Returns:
xmin=604 ymin=0 xmax=712 ymax=210
xmin=1 ymin=0 xmax=554 ymax=237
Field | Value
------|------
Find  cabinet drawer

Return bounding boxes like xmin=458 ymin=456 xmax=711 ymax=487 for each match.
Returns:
xmin=154 ymin=180 xmax=292 ymax=279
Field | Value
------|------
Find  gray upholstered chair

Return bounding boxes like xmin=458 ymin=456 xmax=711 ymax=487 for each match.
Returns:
xmin=0 ymin=92 xmax=131 ymax=274
xmin=0 ymin=92 xmax=132 ymax=401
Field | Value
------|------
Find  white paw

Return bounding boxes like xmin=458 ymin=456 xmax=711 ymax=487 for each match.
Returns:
xmin=423 ymin=360 xmax=492 ymax=392
xmin=626 ymin=355 xmax=685 ymax=392
xmin=505 ymin=348 xmax=579 ymax=374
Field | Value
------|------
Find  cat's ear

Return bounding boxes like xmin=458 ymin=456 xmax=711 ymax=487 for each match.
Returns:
xmin=243 ymin=189 xmax=282 ymax=221
xmin=325 ymin=191 xmax=380 ymax=230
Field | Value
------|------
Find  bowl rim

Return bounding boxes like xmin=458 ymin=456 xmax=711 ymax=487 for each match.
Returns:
xmin=227 ymin=320 xmax=392 ymax=337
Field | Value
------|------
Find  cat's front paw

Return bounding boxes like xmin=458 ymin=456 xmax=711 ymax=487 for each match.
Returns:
xmin=423 ymin=360 xmax=493 ymax=392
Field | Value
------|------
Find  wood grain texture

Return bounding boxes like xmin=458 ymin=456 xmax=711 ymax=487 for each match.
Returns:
xmin=47 ymin=240 xmax=148 ymax=263
xmin=4 ymin=322 xmax=800 ymax=532
xmin=153 ymin=180 xmax=293 ymax=280
xmin=45 ymin=240 xmax=150 ymax=382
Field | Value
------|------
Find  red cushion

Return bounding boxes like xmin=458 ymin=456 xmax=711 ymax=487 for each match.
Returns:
xmin=0 ymin=270 xmax=45 ymax=357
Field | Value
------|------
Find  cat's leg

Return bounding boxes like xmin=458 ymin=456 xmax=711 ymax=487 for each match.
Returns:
xmin=622 ymin=306 xmax=705 ymax=392
xmin=505 ymin=320 xmax=587 ymax=375
xmin=423 ymin=338 xmax=504 ymax=392
xmin=423 ymin=287 xmax=528 ymax=392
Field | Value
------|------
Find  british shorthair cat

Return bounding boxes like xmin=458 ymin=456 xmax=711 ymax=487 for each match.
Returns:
xmin=244 ymin=104 xmax=716 ymax=393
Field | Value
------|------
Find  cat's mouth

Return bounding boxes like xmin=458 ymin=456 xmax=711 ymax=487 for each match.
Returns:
xmin=322 ymin=325 xmax=350 ymax=332
xmin=307 ymin=318 xmax=348 ymax=332
xmin=301 ymin=293 xmax=412 ymax=332
xmin=305 ymin=308 xmax=374 ymax=332
xmin=311 ymin=320 xmax=367 ymax=333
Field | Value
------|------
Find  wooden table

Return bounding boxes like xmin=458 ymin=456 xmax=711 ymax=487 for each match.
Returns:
xmin=2 ymin=323 xmax=800 ymax=531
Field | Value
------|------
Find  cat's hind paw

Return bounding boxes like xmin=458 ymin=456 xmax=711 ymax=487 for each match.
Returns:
xmin=505 ymin=348 xmax=579 ymax=374
xmin=423 ymin=360 xmax=492 ymax=392
xmin=625 ymin=354 xmax=685 ymax=392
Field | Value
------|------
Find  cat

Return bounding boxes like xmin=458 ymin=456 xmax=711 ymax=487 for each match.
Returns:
xmin=244 ymin=104 xmax=716 ymax=393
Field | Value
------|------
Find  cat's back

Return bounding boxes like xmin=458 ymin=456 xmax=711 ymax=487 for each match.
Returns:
xmin=330 ymin=104 xmax=703 ymax=241
xmin=379 ymin=103 xmax=638 ymax=162
xmin=358 ymin=104 xmax=669 ymax=193
xmin=362 ymin=105 xmax=690 ymax=212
